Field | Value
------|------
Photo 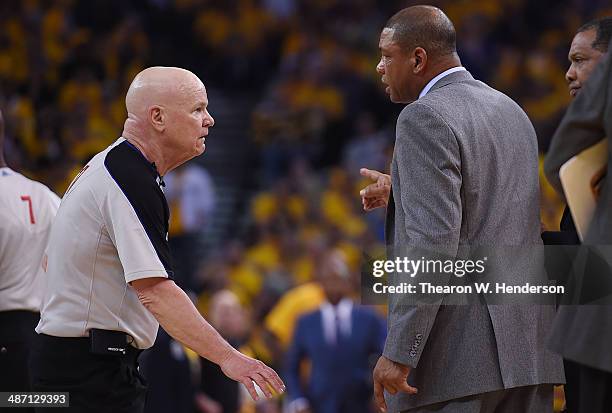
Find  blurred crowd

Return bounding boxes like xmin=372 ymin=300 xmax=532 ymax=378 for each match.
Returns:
xmin=2 ymin=0 xmax=612 ymax=411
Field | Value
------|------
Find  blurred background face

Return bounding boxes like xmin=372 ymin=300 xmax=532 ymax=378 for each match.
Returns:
xmin=566 ymin=28 xmax=605 ymax=98
xmin=377 ymin=28 xmax=416 ymax=103
xmin=209 ymin=290 xmax=248 ymax=340
xmin=318 ymin=254 xmax=353 ymax=305
xmin=320 ymin=272 xmax=351 ymax=305
xmin=164 ymin=79 xmax=214 ymax=162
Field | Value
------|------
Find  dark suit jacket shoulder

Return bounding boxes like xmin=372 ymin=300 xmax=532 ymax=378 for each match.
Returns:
xmin=543 ymin=40 xmax=612 ymax=373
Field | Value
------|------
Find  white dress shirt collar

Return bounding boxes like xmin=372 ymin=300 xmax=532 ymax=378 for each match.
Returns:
xmin=418 ymin=66 xmax=466 ymax=99
xmin=321 ymin=298 xmax=353 ymax=345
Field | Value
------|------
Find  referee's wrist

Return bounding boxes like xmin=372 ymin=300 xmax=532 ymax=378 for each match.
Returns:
xmin=215 ymin=342 xmax=236 ymax=366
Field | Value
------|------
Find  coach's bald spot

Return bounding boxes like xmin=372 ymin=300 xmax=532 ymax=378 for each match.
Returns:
xmin=125 ymin=67 xmax=203 ymax=118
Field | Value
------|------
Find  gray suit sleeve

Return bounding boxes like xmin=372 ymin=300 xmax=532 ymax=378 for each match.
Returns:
xmin=383 ymin=102 xmax=462 ymax=367
xmin=544 ymin=44 xmax=611 ymax=194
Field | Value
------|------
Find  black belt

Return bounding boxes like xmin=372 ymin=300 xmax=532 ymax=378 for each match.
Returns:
xmin=36 ymin=331 xmax=141 ymax=362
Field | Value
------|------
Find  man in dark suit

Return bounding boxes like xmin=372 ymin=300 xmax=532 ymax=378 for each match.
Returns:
xmin=368 ymin=6 xmax=564 ymax=413
xmin=544 ymin=25 xmax=612 ymax=412
xmin=543 ymin=17 xmax=612 ymax=246
xmin=541 ymin=17 xmax=612 ymax=413
xmin=284 ymin=252 xmax=386 ymax=413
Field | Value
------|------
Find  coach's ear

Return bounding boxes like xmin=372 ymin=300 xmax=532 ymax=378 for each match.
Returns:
xmin=149 ymin=105 xmax=165 ymax=132
xmin=412 ymin=47 xmax=427 ymax=74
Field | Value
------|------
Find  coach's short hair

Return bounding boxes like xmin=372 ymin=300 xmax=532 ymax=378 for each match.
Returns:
xmin=385 ymin=6 xmax=457 ymax=57
xmin=577 ymin=17 xmax=612 ymax=52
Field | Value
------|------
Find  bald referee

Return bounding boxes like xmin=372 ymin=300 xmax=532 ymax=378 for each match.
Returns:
xmin=30 ymin=67 xmax=284 ymax=412
xmin=0 ymin=109 xmax=60 ymax=398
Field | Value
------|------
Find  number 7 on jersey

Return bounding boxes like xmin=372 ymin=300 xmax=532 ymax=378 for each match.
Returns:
xmin=20 ymin=195 xmax=36 ymax=224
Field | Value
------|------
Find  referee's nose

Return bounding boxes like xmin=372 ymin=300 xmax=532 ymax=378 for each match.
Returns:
xmin=203 ymin=109 xmax=215 ymax=129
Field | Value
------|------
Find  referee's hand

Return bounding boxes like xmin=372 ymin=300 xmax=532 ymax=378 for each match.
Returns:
xmin=219 ymin=348 xmax=285 ymax=401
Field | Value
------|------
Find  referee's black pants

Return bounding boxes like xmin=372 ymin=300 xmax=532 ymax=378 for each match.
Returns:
xmin=29 ymin=333 xmax=147 ymax=413
xmin=0 ymin=311 xmax=39 ymax=413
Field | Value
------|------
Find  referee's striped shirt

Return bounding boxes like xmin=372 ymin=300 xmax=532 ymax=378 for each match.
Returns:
xmin=37 ymin=138 xmax=174 ymax=349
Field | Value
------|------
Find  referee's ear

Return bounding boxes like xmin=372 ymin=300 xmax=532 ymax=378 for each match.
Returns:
xmin=150 ymin=106 xmax=165 ymax=132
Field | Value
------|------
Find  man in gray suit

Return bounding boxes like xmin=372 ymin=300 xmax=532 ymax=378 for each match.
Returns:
xmin=544 ymin=33 xmax=612 ymax=412
xmin=365 ymin=6 xmax=564 ymax=413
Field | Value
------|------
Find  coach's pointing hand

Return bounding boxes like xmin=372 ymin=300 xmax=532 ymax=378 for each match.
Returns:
xmin=220 ymin=348 xmax=285 ymax=401
xmin=360 ymin=168 xmax=391 ymax=211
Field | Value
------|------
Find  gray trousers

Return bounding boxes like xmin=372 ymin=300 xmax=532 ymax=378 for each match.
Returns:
xmin=402 ymin=385 xmax=553 ymax=413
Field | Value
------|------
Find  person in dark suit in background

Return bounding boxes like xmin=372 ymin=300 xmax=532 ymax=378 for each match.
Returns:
xmin=284 ymin=251 xmax=386 ymax=413
xmin=541 ymin=17 xmax=612 ymax=413
xmin=198 ymin=290 xmax=248 ymax=413
xmin=544 ymin=25 xmax=612 ymax=412
xmin=543 ymin=17 xmax=612 ymax=246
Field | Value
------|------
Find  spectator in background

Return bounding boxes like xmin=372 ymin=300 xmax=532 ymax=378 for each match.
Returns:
xmin=565 ymin=18 xmax=611 ymax=99
xmin=342 ymin=112 xmax=389 ymax=181
xmin=541 ymin=19 xmax=612 ymax=250
xmin=544 ymin=22 xmax=612 ymax=413
xmin=263 ymin=279 xmax=325 ymax=367
xmin=165 ymin=161 xmax=216 ymax=290
xmin=140 ymin=328 xmax=195 ymax=413
xmin=199 ymin=290 xmax=250 ymax=413
xmin=541 ymin=18 xmax=612 ymax=245
xmin=284 ymin=252 xmax=386 ymax=413
xmin=541 ymin=17 xmax=611 ymax=412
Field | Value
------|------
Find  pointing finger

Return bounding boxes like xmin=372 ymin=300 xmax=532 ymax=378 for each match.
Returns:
xmin=360 ymin=168 xmax=384 ymax=181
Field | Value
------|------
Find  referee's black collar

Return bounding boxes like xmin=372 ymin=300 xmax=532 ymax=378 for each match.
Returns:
xmin=123 ymin=139 xmax=166 ymax=187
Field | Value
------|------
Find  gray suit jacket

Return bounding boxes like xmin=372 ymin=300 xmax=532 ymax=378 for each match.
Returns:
xmin=384 ymin=70 xmax=564 ymax=411
xmin=544 ymin=42 xmax=612 ymax=373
